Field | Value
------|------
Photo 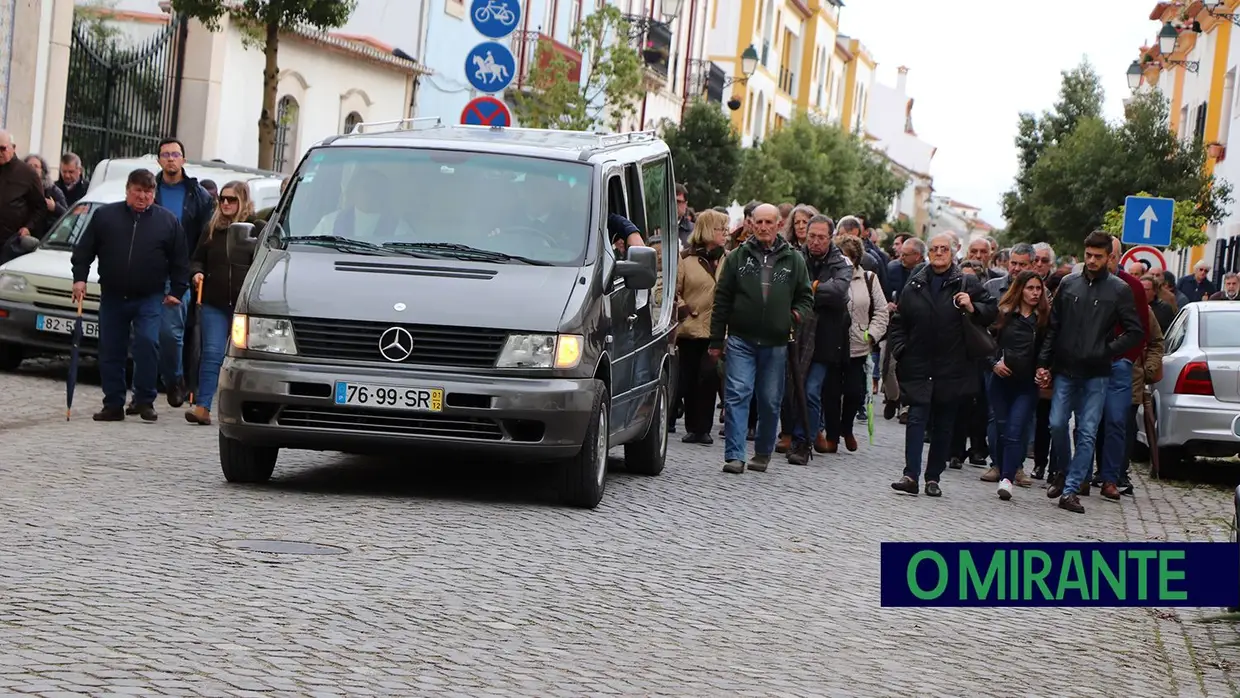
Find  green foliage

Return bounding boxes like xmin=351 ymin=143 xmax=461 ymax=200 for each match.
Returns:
xmin=1100 ymin=192 xmax=1209 ymax=249
xmin=730 ymin=115 xmax=907 ymax=224
xmin=886 ymin=218 xmax=915 ymax=235
xmin=661 ymin=100 xmax=742 ymax=211
xmin=1003 ymin=60 xmax=1232 ymax=254
xmin=170 ymin=0 xmax=356 ymax=169
xmin=510 ymin=5 xmax=643 ymax=131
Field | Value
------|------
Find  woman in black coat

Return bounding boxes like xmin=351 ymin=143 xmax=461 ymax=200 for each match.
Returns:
xmin=23 ymin=154 xmax=68 ymax=238
xmin=888 ymin=234 xmax=998 ymax=497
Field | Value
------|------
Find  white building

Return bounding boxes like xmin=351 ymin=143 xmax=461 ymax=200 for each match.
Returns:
xmin=621 ymin=0 xmax=721 ymax=133
xmin=866 ymin=66 xmax=935 ymax=235
xmin=926 ymin=196 xmax=997 ymax=245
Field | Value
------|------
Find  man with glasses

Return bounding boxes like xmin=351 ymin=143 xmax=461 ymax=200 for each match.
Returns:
xmin=0 ymin=130 xmax=47 ymax=255
xmin=152 ymin=138 xmax=214 ymax=409
xmin=1032 ymin=243 xmax=1054 ymax=279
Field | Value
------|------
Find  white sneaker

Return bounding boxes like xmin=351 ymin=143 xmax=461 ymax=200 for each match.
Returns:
xmin=998 ymin=479 xmax=1013 ymax=501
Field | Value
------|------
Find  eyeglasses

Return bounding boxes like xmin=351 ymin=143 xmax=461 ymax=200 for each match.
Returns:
xmin=1035 ymin=256 xmax=1052 ymax=263
xmin=220 ymin=195 xmax=239 ymax=204
xmin=0 ymin=145 xmax=9 ymax=152
xmin=676 ymin=197 xmax=686 ymax=204
xmin=929 ymin=245 xmax=951 ymax=253
xmin=159 ymin=151 xmax=183 ymax=159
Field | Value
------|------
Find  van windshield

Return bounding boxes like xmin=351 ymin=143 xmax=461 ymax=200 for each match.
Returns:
xmin=277 ymin=147 xmax=593 ymax=265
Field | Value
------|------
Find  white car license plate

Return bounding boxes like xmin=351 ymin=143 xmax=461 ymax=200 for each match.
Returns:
xmin=36 ymin=314 xmax=99 ymax=339
xmin=333 ymin=382 xmax=443 ymax=412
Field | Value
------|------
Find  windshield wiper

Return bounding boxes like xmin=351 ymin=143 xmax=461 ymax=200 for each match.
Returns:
xmin=384 ymin=242 xmax=552 ymax=266
xmin=282 ymin=235 xmax=423 ymax=257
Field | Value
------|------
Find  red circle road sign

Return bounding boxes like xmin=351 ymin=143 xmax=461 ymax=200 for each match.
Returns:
xmin=1121 ymin=244 xmax=1168 ymax=271
xmin=460 ymin=96 xmax=512 ymax=127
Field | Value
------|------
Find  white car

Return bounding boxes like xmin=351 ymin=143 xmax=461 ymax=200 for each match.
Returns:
xmin=0 ymin=157 xmax=284 ymax=370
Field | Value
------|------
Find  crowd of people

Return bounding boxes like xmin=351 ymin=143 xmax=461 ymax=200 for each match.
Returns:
xmin=668 ymin=193 xmax=1234 ymax=514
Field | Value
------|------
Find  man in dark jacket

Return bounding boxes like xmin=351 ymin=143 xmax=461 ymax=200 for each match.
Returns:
xmin=0 ymin=130 xmax=47 ymax=253
xmin=71 ymin=168 xmax=190 ymax=422
xmin=153 ymin=138 xmax=214 ymax=407
xmin=889 ymin=232 xmax=998 ymax=497
xmin=709 ymin=203 xmax=814 ymax=475
xmin=55 ymin=153 xmax=90 ymax=206
xmin=1037 ymin=230 xmax=1144 ymax=514
xmin=786 ymin=214 xmax=852 ymax=465
xmin=1177 ymin=261 xmax=1216 ymax=304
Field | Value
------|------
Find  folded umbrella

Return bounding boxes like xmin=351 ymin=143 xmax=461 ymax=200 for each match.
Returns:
xmin=185 ymin=277 xmax=204 ymax=406
xmin=1143 ymin=388 xmax=1160 ymax=479
xmin=66 ymin=296 xmax=84 ymax=420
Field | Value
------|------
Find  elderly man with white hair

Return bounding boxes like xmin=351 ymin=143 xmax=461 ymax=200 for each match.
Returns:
xmin=0 ymin=130 xmax=48 ymax=258
xmin=709 ymin=202 xmax=814 ymax=475
xmin=1177 ymin=260 xmax=1216 ymax=303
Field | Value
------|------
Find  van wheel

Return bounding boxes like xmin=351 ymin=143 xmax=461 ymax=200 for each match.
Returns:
xmin=0 ymin=342 xmax=23 ymax=371
xmin=624 ymin=378 xmax=668 ymax=476
xmin=219 ymin=431 xmax=278 ymax=483
xmin=561 ymin=382 xmax=609 ymax=509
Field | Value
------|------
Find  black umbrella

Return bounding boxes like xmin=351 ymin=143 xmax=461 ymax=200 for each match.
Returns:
xmin=1144 ymin=388 xmax=1161 ymax=478
xmin=66 ymin=296 xmax=84 ymax=420
xmin=787 ymin=312 xmax=818 ymax=458
xmin=185 ymin=277 xmax=203 ymax=406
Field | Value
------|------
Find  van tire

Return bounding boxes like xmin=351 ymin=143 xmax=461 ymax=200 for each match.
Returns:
xmin=624 ymin=378 xmax=668 ymax=476
xmin=0 ymin=342 xmax=23 ymax=371
xmin=219 ymin=432 xmax=278 ymax=484
xmin=561 ymin=383 xmax=609 ymax=509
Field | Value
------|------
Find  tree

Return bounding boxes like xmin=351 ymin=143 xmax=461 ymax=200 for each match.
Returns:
xmin=730 ymin=115 xmax=907 ymax=223
xmin=1100 ymin=192 xmax=1209 ymax=249
xmin=661 ymin=100 xmax=742 ymax=211
xmin=1002 ymin=80 xmax=1231 ymax=254
xmin=171 ymin=0 xmax=356 ymax=170
xmin=510 ymin=4 xmax=644 ymax=130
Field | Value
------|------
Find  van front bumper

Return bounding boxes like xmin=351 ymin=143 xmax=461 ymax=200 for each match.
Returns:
xmin=216 ymin=357 xmax=598 ymax=459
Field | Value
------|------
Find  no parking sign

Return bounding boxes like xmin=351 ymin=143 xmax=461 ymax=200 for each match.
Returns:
xmin=1120 ymin=245 xmax=1168 ymax=272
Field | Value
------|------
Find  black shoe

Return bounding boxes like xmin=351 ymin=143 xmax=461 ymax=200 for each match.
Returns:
xmin=92 ymin=406 xmax=125 ymax=422
xmin=891 ymin=476 xmax=918 ymax=495
xmin=968 ymin=454 xmax=988 ymax=467
xmin=787 ymin=441 xmax=810 ymax=465
xmin=166 ymin=384 xmax=185 ymax=408
xmin=948 ymin=457 xmax=963 ymax=470
xmin=924 ymin=481 xmax=942 ymax=497
xmin=125 ymin=402 xmax=140 ymax=415
xmin=699 ymin=433 xmax=713 ymax=446
xmin=883 ymin=401 xmax=898 ymax=420
xmin=1032 ymin=464 xmax=1046 ymax=480
xmin=681 ymin=432 xmax=701 ymax=444
xmin=668 ymin=424 xmax=677 ymax=434
xmin=134 ymin=404 xmax=158 ymax=422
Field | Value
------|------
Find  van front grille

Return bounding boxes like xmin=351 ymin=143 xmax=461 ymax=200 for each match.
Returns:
xmin=277 ymin=406 xmax=503 ymax=440
xmin=35 ymin=286 xmax=100 ymax=304
xmin=290 ymin=317 xmax=508 ymax=369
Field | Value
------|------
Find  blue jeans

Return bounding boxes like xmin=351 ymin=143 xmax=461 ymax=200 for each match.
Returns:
xmin=793 ymin=362 xmax=828 ymax=443
xmin=904 ymin=400 xmax=959 ymax=482
xmin=1099 ymin=359 xmax=1134 ymax=484
xmin=159 ymin=283 xmax=190 ymax=388
xmin=195 ymin=304 xmax=231 ymax=410
xmin=987 ymin=375 xmax=1039 ymax=481
xmin=723 ymin=335 xmax=787 ymax=462
xmin=98 ymin=292 xmax=163 ymax=408
xmin=1048 ymin=374 xmax=1109 ymax=496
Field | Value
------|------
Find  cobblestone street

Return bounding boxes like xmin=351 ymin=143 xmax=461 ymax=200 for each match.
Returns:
xmin=2 ymin=363 xmax=1239 ymax=697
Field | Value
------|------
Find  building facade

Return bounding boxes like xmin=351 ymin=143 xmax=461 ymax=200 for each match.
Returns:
xmin=866 ymin=66 xmax=935 ymax=234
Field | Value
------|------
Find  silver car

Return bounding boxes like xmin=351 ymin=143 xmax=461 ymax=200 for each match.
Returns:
xmin=1137 ymin=301 xmax=1240 ymax=467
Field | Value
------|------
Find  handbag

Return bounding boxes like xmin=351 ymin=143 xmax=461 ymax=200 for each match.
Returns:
xmin=960 ymin=309 xmax=997 ymax=360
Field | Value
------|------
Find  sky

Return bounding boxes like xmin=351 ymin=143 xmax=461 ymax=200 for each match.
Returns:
xmin=838 ymin=0 xmax=1159 ymax=228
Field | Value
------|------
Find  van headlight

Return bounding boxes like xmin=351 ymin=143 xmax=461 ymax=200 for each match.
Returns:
xmin=0 ymin=273 xmax=28 ymax=293
xmin=231 ymin=314 xmax=298 ymax=354
xmin=496 ymin=333 xmax=583 ymax=369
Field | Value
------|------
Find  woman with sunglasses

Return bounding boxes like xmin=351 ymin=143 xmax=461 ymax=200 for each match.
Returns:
xmin=184 ymin=181 xmax=257 ymax=425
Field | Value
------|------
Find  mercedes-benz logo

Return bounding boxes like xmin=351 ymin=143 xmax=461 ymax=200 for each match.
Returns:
xmin=378 ymin=326 xmax=414 ymax=362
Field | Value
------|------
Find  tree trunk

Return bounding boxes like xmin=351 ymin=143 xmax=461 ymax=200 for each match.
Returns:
xmin=257 ymin=19 xmax=280 ymax=171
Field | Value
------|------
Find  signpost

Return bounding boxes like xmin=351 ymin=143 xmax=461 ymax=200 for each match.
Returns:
xmin=1120 ymin=244 xmax=1168 ymax=273
xmin=463 ymin=0 xmax=520 ymax=125
xmin=461 ymin=96 xmax=512 ymax=127
xmin=1121 ymin=195 xmax=1175 ymax=247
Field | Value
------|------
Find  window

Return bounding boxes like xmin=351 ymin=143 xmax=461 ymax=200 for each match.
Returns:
xmin=641 ymin=156 xmax=673 ymax=328
xmin=1200 ymin=310 xmax=1240 ymax=347
xmin=343 ymin=111 xmax=363 ymax=134
xmin=1164 ymin=312 xmax=1188 ymax=354
xmin=41 ymin=202 xmax=96 ymax=250
xmin=280 ymin=147 xmax=594 ymax=266
xmin=1194 ymin=103 xmax=1208 ymax=143
xmin=273 ymin=95 xmax=300 ymax=174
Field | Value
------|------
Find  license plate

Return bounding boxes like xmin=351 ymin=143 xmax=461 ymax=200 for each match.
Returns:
xmin=36 ymin=314 xmax=99 ymax=339
xmin=333 ymin=382 xmax=443 ymax=412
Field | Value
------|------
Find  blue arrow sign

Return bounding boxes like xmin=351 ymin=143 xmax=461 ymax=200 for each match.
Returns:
xmin=471 ymin=0 xmax=521 ymax=39
xmin=465 ymin=41 xmax=516 ymax=93
xmin=1122 ymin=195 xmax=1175 ymax=247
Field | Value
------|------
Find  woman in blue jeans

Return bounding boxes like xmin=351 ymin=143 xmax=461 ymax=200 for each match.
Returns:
xmin=987 ymin=270 xmax=1048 ymax=500
xmin=184 ymin=181 xmax=256 ymax=425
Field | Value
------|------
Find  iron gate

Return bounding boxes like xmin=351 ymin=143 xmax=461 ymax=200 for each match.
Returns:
xmin=61 ymin=15 xmax=188 ymax=177
xmin=1214 ymin=234 xmax=1240 ymax=287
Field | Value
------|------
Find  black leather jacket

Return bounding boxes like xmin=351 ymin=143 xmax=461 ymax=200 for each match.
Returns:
xmin=1038 ymin=270 xmax=1145 ymax=378
xmin=992 ymin=311 xmax=1042 ymax=382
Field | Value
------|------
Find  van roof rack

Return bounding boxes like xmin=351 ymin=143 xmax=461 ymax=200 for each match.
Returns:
xmin=349 ymin=116 xmax=443 ymax=134
xmin=448 ymin=125 xmax=659 ymax=149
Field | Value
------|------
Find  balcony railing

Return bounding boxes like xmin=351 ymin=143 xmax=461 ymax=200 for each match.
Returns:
xmin=625 ymin=15 xmax=671 ymax=79
xmin=509 ymin=30 xmax=582 ymax=89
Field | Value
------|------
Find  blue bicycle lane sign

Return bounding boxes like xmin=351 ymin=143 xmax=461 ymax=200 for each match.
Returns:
xmin=471 ymin=0 xmax=522 ymax=39
xmin=465 ymin=41 xmax=516 ymax=93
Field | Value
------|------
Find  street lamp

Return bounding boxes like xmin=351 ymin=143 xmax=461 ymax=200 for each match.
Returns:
xmin=1155 ymin=22 xmax=1201 ymax=72
xmin=740 ymin=44 xmax=759 ymax=77
xmin=1200 ymin=0 xmax=1240 ymax=26
xmin=1127 ymin=60 xmax=1143 ymax=91
xmin=658 ymin=0 xmax=684 ymax=19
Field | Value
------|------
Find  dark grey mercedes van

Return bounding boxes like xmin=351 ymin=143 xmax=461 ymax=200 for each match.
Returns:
xmin=215 ymin=120 xmax=680 ymax=508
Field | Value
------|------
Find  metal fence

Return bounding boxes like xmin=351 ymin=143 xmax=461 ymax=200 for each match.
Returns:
xmin=61 ymin=15 xmax=188 ymax=176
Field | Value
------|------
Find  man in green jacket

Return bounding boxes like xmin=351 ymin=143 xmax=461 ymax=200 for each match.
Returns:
xmin=709 ymin=202 xmax=814 ymax=474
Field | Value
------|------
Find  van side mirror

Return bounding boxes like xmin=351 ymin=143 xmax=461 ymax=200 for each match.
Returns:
xmin=615 ymin=245 xmax=657 ymax=290
xmin=229 ymin=222 xmax=259 ymax=256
